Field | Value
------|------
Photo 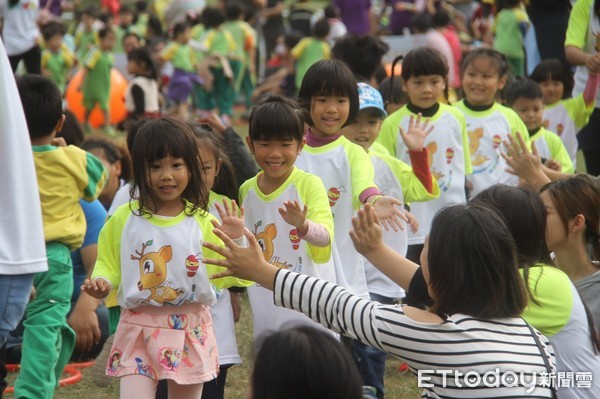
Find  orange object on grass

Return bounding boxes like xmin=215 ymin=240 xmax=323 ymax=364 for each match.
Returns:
xmin=3 ymin=365 xmax=82 ymax=393
xmin=385 ymin=63 xmax=402 ymax=77
xmin=65 ymin=68 xmax=128 ymax=128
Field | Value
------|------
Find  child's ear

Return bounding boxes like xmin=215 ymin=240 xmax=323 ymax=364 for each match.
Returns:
xmin=297 ymin=137 xmax=307 ymax=154
xmin=498 ymin=75 xmax=508 ymax=91
xmin=246 ymin=136 xmax=254 ymax=154
xmin=215 ymin=158 xmax=223 ymax=175
xmin=571 ymin=214 xmax=586 ymax=234
xmin=54 ymin=114 xmax=66 ymax=133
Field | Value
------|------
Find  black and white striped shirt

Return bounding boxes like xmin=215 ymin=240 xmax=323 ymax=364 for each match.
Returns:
xmin=274 ymin=269 xmax=556 ymax=398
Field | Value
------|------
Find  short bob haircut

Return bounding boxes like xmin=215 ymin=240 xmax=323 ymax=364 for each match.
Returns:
xmin=249 ymin=94 xmax=305 ymax=142
xmin=389 ymin=46 xmax=449 ymax=103
xmin=529 ymin=59 xmax=574 ymax=100
xmin=297 ymin=59 xmax=359 ymax=128
xmin=251 ymin=326 xmax=362 ymax=399
xmin=427 ymin=204 xmax=527 ymax=318
xmin=16 ymin=74 xmax=63 ymax=139
xmin=505 ymin=78 xmax=543 ymax=106
xmin=130 ymin=118 xmax=208 ymax=216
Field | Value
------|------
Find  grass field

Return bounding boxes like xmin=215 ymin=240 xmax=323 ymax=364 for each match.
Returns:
xmin=4 ymin=293 xmax=421 ymax=399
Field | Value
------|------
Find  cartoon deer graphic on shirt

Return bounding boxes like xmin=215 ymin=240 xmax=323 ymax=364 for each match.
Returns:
xmin=131 ymin=241 xmax=184 ymax=305
xmin=254 ymin=222 xmax=293 ymax=269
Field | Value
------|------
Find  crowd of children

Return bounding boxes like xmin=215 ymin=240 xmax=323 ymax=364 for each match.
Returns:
xmin=2 ymin=0 xmax=600 ymax=398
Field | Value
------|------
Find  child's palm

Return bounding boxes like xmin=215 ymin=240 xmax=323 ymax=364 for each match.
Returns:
xmin=213 ymin=200 xmax=245 ymax=239
xmin=279 ymin=200 xmax=307 ymax=229
xmin=399 ymin=114 xmax=434 ymax=151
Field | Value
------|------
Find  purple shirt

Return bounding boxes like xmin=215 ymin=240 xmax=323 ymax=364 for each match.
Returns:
xmin=334 ymin=0 xmax=371 ymax=35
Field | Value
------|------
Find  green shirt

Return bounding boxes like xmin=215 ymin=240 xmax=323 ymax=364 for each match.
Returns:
xmin=161 ymin=42 xmax=195 ymax=72
xmin=291 ymin=37 xmax=330 ymax=90
xmin=75 ymin=29 xmax=98 ymax=62
xmin=41 ymin=45 xmax=75 ymax=93
xmin=530 ymin=127 xmax=574 ymax=174
xmin=493 ymin=7 xmax=529 ymax=59
xmin=82 ymin=47 xmax=114 ymax=99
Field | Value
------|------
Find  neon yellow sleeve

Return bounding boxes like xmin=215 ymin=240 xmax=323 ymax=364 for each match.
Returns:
xmin=291 ymin=38 xmax=310 ymax=59
xmin=41 ymin=51 xmax=51 ymax=68
xmin=370 ymin=141 xmax=391 ymax=156
xmin=379 ymin=153 xmax=440 ymax=203
xmin=544 ymin=129 xmax=574 ymax=174
xmin=197 ymin=212 xmax=253 ymax=289
xmin=323 ymin=42 xmax=331 ymax=59
xmin=564 ymin=94 xmax=594 ymax=130
xmin=344 ymin=141 xmax=377 ymax=209
xmin=161 ymin=42 xmax=178 ymax=61
xmin=83 ymin=48 xmax=101 ymax=70
xmin=376 ymin=107 xmax=405 ymax=158
xmin=565 ymin=0 xmax=593 ymax=48
xmin=502 ymin=106 xmax=532 ymax=150
xmin=63 ymin=45 xmax=75 ymax=68
xmin=92 ymin=205 xmax=128 ymax=289
xmin=297 ymin=173 xmax=334 ymax=264
xmin=520 ymin=265 xmax=573 ymax=336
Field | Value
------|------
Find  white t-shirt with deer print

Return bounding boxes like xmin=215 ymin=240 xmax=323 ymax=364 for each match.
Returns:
xmin=239 ymin=166 xmax=336 ymax=340
xmin=92 ymin=201 xmax=247 ymax=310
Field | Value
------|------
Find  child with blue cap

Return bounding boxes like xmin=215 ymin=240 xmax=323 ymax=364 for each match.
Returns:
xmin=342 ymin=82 xmax=440 ymax=399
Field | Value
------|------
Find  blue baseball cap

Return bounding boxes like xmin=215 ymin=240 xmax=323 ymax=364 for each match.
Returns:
xmin=357 ymin=82 xmax=387 ymax=119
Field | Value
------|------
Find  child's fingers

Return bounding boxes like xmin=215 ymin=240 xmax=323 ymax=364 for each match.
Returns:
xmin=203 ymin=236 xmax=229 ymax=257
xmin=214 ymin=201 xmax=226 ymax=218
xmin=202 ymin=256 xmax=230 ymax=268
xmin=209 ymin=270 xmax=235 ymax=280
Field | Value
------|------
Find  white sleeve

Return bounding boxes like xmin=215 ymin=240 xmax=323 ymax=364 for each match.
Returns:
xmin=0 ymin=37 xmax=47 ymax=274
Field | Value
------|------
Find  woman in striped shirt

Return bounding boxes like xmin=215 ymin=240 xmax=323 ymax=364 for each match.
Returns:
xmin=204 ymin=204 xmax=556 ymax=398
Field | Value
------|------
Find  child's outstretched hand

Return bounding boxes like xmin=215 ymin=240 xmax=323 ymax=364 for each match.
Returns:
xmin=81 ymin=278 xmax=111 ymax=299
xmin=405 ymin=210 xmax=419 ymax=234
xmin=212 ymin=199 xmax=245 ymax=239
xmin=399 ymin=113 xmax=434 ymax=151
xmin=204 ymin=228 xmax=278 ymax=289
xmin=371 ymin=196 xmax=408 ymax=232
xmin=278 ymin=200 xmax=309 ymax=235
xmin=350 ymin=204 xmax=384 ymax=257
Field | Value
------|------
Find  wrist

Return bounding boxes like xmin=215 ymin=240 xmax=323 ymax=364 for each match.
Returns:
xmin=297 ymin=219 xmax=309 ymax=236
xmin=367 ymin=195 xmax=383 ymax=206
xmin=75 ymin=292 xmax=99 ymax=311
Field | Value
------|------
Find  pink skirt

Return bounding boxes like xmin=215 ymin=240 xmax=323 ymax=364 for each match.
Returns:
xmin=106 ymin=302 xmax=219 ymax=384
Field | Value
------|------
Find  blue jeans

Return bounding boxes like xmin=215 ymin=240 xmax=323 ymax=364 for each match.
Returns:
xmin=0 ymin=274 xmax=34 ymax=347
xmin=348 ymin=293 xmax=398 ymax=399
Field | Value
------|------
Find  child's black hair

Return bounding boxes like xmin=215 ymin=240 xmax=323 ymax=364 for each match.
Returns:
xmin=16 ymin=74 xmax=63 ymax=139
xmin=505 ymin=78 xmax=543 ymax=106
xmin=189 ymin=123 xmax=239 ymax=201
xmin=56 ymin=110 xmax=84 ymax=147
xmin=122 ymin=32 xmax=141 ymax=46
xmin=127 ymin=47 xmax=158 ymax=80
xmin=297 ymin=59 xmax=359 ymax=127
xmin=82 ymin=136 xmax=133 ymax=181
xmin=130 ymin=118 xmax=209 ymax=216
xmin=313 ymin=18 xmax=330 ymax=39
xmin=225 ymin=1 xmax=245 ymax=20
xmin=379 ymin=76 xmax=407 ymax=108
xmin=461 ymin=48 xmax=510 ymax=79
xmin=202 ymin=7 xmax=225 ymax=29
xmin=529 ymin=59 xmax=574 ymax=100
xmin=284 ymin=32 xmax=303 ymax=50
xmin=389 ymin=47 xmax=449 ymax=103
xmin=432 ymin=9 xmax=451 ymax=28
xmin=252 ymin=326 xmax=362 ymax=399
xmin=147 ymin=15 xmax=164 ymax=38
xmin=98 ymin=26 xmax=115 ymax=40
xmin=331 ymin=35 xmax=389 ymax=82
xmin=135 ymin=0 xmax=147 ymax=13
xmin=502 ymin=0 xmax=521 ymax=8
xmin=411 ymin=12 xmax=432 ymax=33
xmin=324 ymin=5 xmax=338 ymax=19
xmin=249 ymin=95 xmax=305 ymax=142
xmin=81 ymin=5 xmax=96 ymax=18
xmin=41 ymin=21 xmax=66 ymax=42
xmin=171 ymin=21 xmax=189 ymax=39
xmin=98 ymin=12 xmax=113 ymax=26
xmin=119 ymin=4 xmax=133 ymax=14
